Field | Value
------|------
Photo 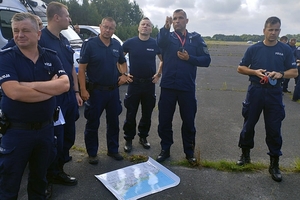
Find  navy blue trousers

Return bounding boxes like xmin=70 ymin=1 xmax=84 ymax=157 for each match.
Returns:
xmin=123 ymin=81 xmax=156 ymax=140
xmin=158 ymin=88 xmax=197 ymax=157
xmin=0 ymin=124 xmax=54 ymax=199
xmin=48 ymin=91 xmax=79 ymax=177
xmin=238 ymin=84 xmax=285 ymax=156
xmin=84 ymin=88 xmax=122 ymax=156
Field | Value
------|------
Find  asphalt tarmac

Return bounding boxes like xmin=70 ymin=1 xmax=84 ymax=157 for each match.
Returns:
xmin=18 ymin=43 xmax=300 ymax=200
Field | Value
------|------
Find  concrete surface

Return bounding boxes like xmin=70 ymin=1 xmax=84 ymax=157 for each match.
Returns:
xmin=17 ymin=43 xmax=300 ymax=200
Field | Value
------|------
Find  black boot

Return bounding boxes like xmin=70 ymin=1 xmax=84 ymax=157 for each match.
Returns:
xmin=236 ymin=148 xmax=251 ymax=166
xmin=269 ymin=156 xmax=282 ymax=182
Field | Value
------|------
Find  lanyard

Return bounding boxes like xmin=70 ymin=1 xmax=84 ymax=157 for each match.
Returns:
xmin=174 ymin=31 xmax=186 ymax=47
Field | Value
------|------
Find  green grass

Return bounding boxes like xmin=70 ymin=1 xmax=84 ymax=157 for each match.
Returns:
xmin=200 ymin=160 xmax=267 ymax=172
xmin=294 ymin=158 xmax=300 ymax=172
xmin=70 ymin=146 xmax=300 ymax=173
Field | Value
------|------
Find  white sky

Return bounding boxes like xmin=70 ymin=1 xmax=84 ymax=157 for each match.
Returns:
xmin=130 ymin=0 xmax=300 ymax=37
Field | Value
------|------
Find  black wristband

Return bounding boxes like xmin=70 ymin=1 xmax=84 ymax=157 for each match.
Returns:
xmin=75 ymin=91 xmax=80 ymax=93
xmin=279 ymin=71 xmax=284 ymax=78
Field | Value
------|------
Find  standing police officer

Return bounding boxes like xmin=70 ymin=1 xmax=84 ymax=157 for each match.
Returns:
xmin=39 ymin=1 xmax=82 ymax=190
xmin=0 ymin=12 xmax=69 ymax=199
xmin=292 ymin=46 xmax=300 ymax=101
xmin=78 ymin=17 xmax=129 ymax=164
xmin=122 ymin=17 xmax=162 ymax=153
xmin=236 ymin=16 xmax=298 ymax=182
xmin=156 ymin=9 xmax=211 ymax=164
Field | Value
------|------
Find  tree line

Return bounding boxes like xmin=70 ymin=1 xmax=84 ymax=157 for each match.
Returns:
xmin=43 ymin=1 xmax=299 ymax=42
xmin=43 ymin=0 xmax=159 ymax=41
xmin=203 ymin=34 xmax=300 ymax=42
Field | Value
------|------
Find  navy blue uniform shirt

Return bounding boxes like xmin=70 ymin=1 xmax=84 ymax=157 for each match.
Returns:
xmin=240 ymin=41 xmax=297 ymax=83
xmin=123 ymin=36 xmax=160 ymax=78
xmin=0 ymin=46 xmax=67 ymax=122
xmin=39 ymin=27 xmax=74 ymax=89
xmin=295 ymin=46 xmax=300 ymax=60
xmin=80 ymin=36 xmax=126 ymax=86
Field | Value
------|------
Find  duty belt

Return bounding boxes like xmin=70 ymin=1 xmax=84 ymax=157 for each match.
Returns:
xmin=86 ymin=81 xmax=119 ymax=91
xmin=133 ymin=77 xmax=152 ymax=83
xmin=9 ymin=119 xmax=52 ymax=130
xmin=250 ymin=81 xmax=281 ymax=88
xmin=93 ymin=84 xmax=118 ymax=91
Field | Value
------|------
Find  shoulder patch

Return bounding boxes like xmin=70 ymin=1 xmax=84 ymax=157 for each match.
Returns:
xmin=203 ymin=47 xmax=209 ymax=54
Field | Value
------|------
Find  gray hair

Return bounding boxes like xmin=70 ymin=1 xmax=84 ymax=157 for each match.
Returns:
xmin=11 ymin=12 xmax=39 ymax=31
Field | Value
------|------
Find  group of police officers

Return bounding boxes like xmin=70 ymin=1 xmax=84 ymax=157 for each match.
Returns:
xmin=0 ymin=1 xmax=298 ymax=199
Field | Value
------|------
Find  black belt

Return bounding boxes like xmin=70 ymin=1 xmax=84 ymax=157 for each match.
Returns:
xmin=133 ymin=77 xmax=152 ymax=83
xmin=9 ymin=120 xmax=52 ymax=130
xmin=250 ymin=82 xmax=281 ymax=88
xmin=93 ymin=84 xmax=118 ymax=91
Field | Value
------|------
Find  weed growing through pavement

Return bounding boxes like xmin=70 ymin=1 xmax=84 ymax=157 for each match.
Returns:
xmin=221 ymin=82 xmax=227 ymax=90
xmin=294 ymin=158 xmax=300 ymax=172
xmin=128 ymin=155 xmax=148 ymax=163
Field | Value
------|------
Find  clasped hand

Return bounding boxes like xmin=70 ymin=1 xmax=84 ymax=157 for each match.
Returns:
xmin=177 ymin=50 xmax=189 ymax=60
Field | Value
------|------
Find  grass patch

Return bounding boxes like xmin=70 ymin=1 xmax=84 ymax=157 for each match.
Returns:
xmin=294 ymin=158 xmax=300 ymax=172
xmin=71 ymin=145 xmax=87 ymax=153
xmin=127 ymin=154 xmax=149 ymax=163
xmin=201 ymin=160 xmax=267 ymax=172
xmin=70 ymin=147 xmax=300 ymax=173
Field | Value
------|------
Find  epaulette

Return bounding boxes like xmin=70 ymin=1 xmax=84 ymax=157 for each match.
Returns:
xmin=112 ymin=38 xmax=121 ymax=45
xmin=42 ymin=47 xmax=57 ymax=54
xmin=0 ymin=47 xmax=13 ymax=54
xmin=190 ymin=31 xmax=201 ymax=38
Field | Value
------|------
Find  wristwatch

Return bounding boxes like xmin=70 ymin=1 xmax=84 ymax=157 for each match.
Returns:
xmin=122 ymin=72 xmax=129 ymax=76
xmin=279 ymin=71 xmax=284 ymax=78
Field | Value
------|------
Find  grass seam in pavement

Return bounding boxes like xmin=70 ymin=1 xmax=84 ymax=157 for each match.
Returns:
xmin=70 ymin=146 xmax=300 ymax=173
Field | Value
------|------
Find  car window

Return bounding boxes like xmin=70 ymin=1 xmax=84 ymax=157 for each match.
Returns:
xmin=0 ymin=10 xmax=18 ymax=40
xmin=80 ymin=28 xmax=97 ymax=40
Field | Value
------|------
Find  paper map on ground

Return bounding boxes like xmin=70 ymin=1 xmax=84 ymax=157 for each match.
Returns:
xmin=95 ymin=157 xmax=180 ymax=200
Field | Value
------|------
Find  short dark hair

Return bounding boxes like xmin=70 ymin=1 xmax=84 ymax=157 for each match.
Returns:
xmin=47 ymin=2 xmax=68 ymax=21
xmin=264 ymin=16 xmax=281 ymax=28
xmin=280 ymin=36 xmax=288 ymax=42
xmin=139 ymin=17 xmax=153 ymax=26
xmin=174 ymin=9 xmax=187 ymax=18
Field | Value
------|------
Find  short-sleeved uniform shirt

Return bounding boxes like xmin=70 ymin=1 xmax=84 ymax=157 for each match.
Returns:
xmin=0 ymin=46 xmax=67 ymax=122
xmin=39 ymin=27 xmax=74 ymax=89
xmin=123 ymin=36 xmax=160 ymax=78
xmin=239 ymin=41 xmax=297 ymax=83
xmin=80 ymin=36 xmax=126 ymax=86
xmin=295 ymin=46 xmax=300 ymax=60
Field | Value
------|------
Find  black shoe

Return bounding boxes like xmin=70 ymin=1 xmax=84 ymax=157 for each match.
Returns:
xmin=88 ymin=156 xmax=99 ymax=165
xmin=186 ymin=155 xmax=197 ymax=165
xmin=45 ymin=182 xmax=52 ymax=200
xmin=51 ymin=172 xmax=78 ymax=186
xmin=269 ymin=156 xmax=282 ymax=182
xmin=124 ymin=140 xmax=132 ymax=153
xmin=139 ymin=137 xmax=150 ymax=149
xmin=156 ymin=149 xmax=170 ymax=163
xmin=65 ymin=156 xmax=72 ymax=163
xmin=283 ymin=90 xmax=291 ymax=93
xmin=107 ymin=152 xmax=124 ymax=161
xmin=236 ymin=148 xmax=251 ymax=166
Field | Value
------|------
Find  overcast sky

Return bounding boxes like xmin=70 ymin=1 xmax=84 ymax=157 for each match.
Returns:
xmin=130 ymin=0 xmax=299 ymax=37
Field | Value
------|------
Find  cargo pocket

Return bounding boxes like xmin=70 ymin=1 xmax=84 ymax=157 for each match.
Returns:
xmin=241 ymin=101 xmax=250 ymax=118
